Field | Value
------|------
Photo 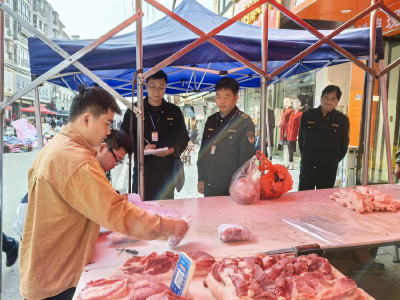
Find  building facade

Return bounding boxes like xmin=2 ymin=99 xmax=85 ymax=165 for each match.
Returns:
xmin=209 ymin=0 xmax=400 ymax=186
xmin=3 ymin=0 xmax=74 ymax=119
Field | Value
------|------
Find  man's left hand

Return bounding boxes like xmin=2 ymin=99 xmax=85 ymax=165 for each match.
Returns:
xmin=154 ymin=148 xmax=175 ymax=157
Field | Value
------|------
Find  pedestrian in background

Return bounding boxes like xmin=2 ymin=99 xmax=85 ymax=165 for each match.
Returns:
xmin=2 ymin=232 xmax=18 ymax=267
xmin=298 ymin=85 xmax=349 ymax=191
xmin=197 ymin=77 xmax=255 ymax=197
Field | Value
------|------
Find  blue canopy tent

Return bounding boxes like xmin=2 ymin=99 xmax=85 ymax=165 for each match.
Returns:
xmin=28 ymin=0 xmax=383 ymax=96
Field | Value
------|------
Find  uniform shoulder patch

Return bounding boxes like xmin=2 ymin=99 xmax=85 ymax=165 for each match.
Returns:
xmin=247 ymin=131 xmax=255 ymax=144
xmin=338 ymin=111 xmax=348 ymax=118
xmin=242 ymin=113 xmax=249 ymax=119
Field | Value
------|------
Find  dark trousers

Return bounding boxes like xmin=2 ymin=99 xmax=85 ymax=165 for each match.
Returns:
xmin=204 ymin=184 xmax=229 ymax=197
xmin=2 ymin=233 xmax=18 ymax=255
xmin=288 ymin=141 xmax=296 ymax=162
xmin=133 ymin=166 xmax=175 ymax=201
xmin=298 ymin=164 xmax=338 ymax=191
xmin=26 ymin=287 xmax=76 ymax=300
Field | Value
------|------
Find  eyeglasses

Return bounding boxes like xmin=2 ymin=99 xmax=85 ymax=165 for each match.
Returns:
xmin=147 ymin=85 xmax=166 ymax=92
xmin=106 ymin=143 xmax=124 ymax=166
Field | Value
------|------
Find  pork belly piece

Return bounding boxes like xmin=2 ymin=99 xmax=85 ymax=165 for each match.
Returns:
xmin=77 ymin=278 xmax=127 ymax=300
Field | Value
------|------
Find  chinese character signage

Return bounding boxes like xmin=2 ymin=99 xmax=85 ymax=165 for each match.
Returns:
xmin=235 ymin=0 xmax=279 ymax=28
xmin=355 ymin=3 xmax=400 ymax=36
xmin=15 ymin=74 xmax=35 ymax=100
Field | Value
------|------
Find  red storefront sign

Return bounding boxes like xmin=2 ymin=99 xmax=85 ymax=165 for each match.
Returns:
xmin=355 ymin=2 xmax=400 ymax=36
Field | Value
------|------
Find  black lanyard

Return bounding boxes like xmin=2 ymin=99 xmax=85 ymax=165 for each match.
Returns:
xmin=148 ymin=110 xmax=161 ymax=131
xmin=214 ymin=110 xmax=238 ymax=145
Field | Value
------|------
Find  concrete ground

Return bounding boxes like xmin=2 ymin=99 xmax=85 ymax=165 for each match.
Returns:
xmin=1 ymin=147 xmax=399 ymax=299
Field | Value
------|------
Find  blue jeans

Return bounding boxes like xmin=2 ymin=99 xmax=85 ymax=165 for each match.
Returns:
xmin=2 ymin=232 xmax=18 ymax=255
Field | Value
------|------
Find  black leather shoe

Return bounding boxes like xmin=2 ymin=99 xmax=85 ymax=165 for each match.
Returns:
xmin=6 ymin=241 xmax=19 ymax=267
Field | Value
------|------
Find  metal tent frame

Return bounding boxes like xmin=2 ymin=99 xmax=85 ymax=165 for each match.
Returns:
xmin=0 ymin=0 xmax=400 ymax=296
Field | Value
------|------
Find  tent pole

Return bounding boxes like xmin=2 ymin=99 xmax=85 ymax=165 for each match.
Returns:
xmin=260 ymin=3 xmax=270 ymax=158
xmin=362 ymin=0 xmax=377 ymax=185
xmin=136 ymin=0 xmax=145 ymax=199
xmin=377 ymin=58 xmax=400 ymax=77
xmin=378 ymin=59 xmax=394 ymax=184
xmin=33 ymin=88 xmax=44 ymax=150
xmin=267 ymin=0 xmax=379 ymax=80
xmin=0 ymin=2 xmax=143 ymax=112
xmin=0 ymin=0 xmax=4 ymax=297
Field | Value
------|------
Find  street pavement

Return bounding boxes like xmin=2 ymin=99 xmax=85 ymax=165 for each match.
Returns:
xmin=1 ymin=147 xmax=399 ymax=299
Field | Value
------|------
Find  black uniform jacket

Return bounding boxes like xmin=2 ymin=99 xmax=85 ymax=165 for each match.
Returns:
xmin=121 ymin=97 xmax=189 ymax=173
xmin=197 ymin=106 xmax=256 ymax=189
xmin=298 ymin=106 xmax=350 ymax=168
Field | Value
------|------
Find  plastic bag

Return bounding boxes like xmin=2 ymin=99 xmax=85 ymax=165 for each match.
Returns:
xmin=256 ymin=151 xmax=293 ymax=199
xmin=282 ymin=215 xmax=365 ymax=246
xmin=106 ymin=232 xmax=140 ymax=243
xmin=229 ymin=156 xmax=260 ymax=205
xmin=218 ymin=224 xmax=253 ymax=242
xmin=168 ymin=214 xmax=192 ymax=248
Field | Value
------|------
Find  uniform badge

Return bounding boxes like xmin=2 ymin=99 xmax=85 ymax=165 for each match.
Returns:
xmin=242 ymin=114 xmax=249 ymax=119
xmin=228 ymin=130 xmax=236 ymax=132
xmin=247 ymin=131 xmax=255 ymax=144
xmin=332 ymin=124 xmax=339 ymax=127
xmin=208 ymin=128 xmax=214 ymax=131
xmin=167 ymin=118 xmax=174 ymax=120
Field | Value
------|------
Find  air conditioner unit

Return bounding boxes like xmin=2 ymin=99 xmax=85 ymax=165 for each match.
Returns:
xmin=8 ymin=29 xmax=13 ymax=36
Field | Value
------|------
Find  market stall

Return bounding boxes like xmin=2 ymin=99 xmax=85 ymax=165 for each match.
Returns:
xmin=1 ymin=0 xmax=400 ymax=298
xmin=72 ymin=184 xmax=400 ymax=299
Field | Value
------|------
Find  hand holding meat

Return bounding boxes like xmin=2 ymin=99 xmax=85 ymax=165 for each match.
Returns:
xmin=172 ymin=218 xmax=189 ymax=238
xmin=169 ymin=215 xmax=192 ymax=247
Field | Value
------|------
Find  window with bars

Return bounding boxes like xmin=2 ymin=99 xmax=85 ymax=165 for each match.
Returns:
xmin=16 ymin=44 xmax=30 ymax=68
xmin=52 ymin=29 xmax=59 ymax=39
xmin=5 ymin=13 xmax=10 ymax=29
xmin=17 ymin=0 xmax=31 ymax=23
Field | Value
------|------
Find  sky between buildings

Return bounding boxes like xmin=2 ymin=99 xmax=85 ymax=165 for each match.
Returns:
xmin=48 ymin=0 xmax=214 ymax=39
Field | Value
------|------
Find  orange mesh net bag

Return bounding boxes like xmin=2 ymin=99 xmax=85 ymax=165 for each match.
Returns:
xmin=256 ymin=151 xmax=293 ymax=199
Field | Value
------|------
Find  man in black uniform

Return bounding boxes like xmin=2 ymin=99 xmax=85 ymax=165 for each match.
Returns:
xmin=197 ymin=78 xmax=255 ymax=197
xmin=298 ymin=85 xmax=350 ymax=191
xmin=121 ymin=70 xmax=189 ymax=200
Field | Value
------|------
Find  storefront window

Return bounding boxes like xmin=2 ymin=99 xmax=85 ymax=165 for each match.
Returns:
xmin=242 ymin=70 xmax=317 ymax=159
xmin=366 ymin=41 xmax=400 ymax=184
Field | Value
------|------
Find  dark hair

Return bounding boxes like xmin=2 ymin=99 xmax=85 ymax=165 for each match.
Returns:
xmin=321 ymin=85 xmax=342 ymax=100
xmin=104 ymin=129 xmax=133 ymax=155
xmin=215 ymin=77 xmax=240 ymax=95
xmin=69 ymin=84 xmax=121 ymax=122
xmin=146 ymin=70 xmax=168 ymax=84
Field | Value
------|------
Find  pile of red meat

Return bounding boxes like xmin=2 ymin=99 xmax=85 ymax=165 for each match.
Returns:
xmin=111 ymin=252 xmax=180 ymax=282
xmin=78 ymin=251 xmax=216 ymax=300
xmin=77 ymin=277 xmax=187 ymax=300
xmin=128 ymin=278 xmax=187 ymax=300
xmin=329 ymin=186 xmax=400 ymax=213
xmin=207 ymin=253 xmax=366 ymax=300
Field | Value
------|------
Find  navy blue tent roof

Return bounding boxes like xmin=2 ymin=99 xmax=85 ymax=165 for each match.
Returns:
xmin=28 ymin=0 xmax=383 ymax=96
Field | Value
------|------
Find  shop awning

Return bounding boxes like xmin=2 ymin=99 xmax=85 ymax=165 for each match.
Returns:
xmin=19 ymin=104 xmax=57 ymax=115
xmin=27 ymin=0 xmax=383 ymax=96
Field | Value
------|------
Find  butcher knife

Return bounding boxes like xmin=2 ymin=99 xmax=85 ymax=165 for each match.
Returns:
xmin=263 ymin=243 xmax=324 ymax=257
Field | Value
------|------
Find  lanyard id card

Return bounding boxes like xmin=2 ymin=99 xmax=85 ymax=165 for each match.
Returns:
xmin=210 ymin=145 xmax=216 ymax=155
xmin=152 ymin=131 xmax=159 ymax=142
